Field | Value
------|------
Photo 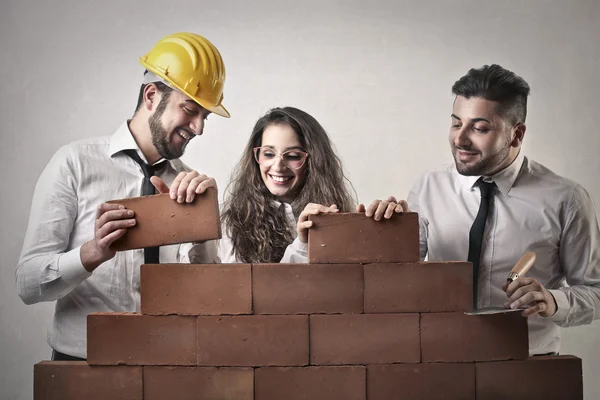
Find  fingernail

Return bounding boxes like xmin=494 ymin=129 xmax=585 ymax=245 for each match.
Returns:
xmin=177 ymin=196 xmax=183 ymax=203
xmin=186 ymin=195 xmax=192 ymax=202
xmin=170 ymin=191 xmax=176 ymax=200
xmin=127 ymin=210 xmax=134 ymax=216
xmin=510 ymin=303 xmax=517 ymax=309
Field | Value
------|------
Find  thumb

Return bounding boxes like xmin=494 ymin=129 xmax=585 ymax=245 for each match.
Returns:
xmin=150 ymin=176 xmax=170 ymax=194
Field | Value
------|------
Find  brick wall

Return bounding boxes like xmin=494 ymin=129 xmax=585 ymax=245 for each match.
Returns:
xmin=35 ymin=212 xmax=583 ymax=399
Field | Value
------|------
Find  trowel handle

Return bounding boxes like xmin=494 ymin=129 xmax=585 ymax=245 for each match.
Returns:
xmin=507 ymin=252 xmax=536 ymax=282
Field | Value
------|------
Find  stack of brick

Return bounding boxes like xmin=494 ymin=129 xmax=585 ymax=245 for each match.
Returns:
xmin=34 ymin=212 xmax=583 ymax=399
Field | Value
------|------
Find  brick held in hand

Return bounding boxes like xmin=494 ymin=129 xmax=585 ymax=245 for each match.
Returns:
xmin=87 ymin=313 xmax=197 ymax=366
xmin=108 ymin=187 xmax=221 ymax=251
xmin=421 ymin=311 xmax=529 ymax=362
xmin=34 ymin=361 xmax=142 ymax=400
xmin=141 ymin=264 xmax=252 ymax=315
xmin=368 ymin=363 xmax=475 ymax=400
xmin=253 ymin=263 xmax=363 ymax=314
xmin=307 ymin=212 xmax=419 ymax=263
xmin=364 ymin=262 xmax=472 ymax=313
xmin=255 ymin=366 xmax=366 ymax=400
xmin=144 ymin=366 xmax=254 ymax=400
xmin=476 ymin=355 xmax=583 ymax=399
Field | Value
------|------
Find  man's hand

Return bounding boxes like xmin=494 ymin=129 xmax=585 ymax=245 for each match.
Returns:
xmin=151 ymin=171 xmax=217 ymax=203
xmin=297 ymin=203 xmax=340 ymax=243
xmin=503 ymin=278 xmax=558 ymax=318
xmin=356 ymin=196 xmax=410 ymax=220
xmin=80 ymin=203 xmax=136 ymax=272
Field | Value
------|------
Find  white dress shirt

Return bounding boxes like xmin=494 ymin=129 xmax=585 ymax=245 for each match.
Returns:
xmin=206 ymin=201 xmax=308 ymax=264
xmin=408 ymin=151 xmax=600 ymax=354
xmin=16 ymin=121 xmax=217 ymax=358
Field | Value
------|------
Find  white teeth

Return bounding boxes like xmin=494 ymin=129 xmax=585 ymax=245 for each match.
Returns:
xmin=178 ymin=130 xmax=192 ymax=140
xmin=271 ymin=175 xmax=292 ymax=183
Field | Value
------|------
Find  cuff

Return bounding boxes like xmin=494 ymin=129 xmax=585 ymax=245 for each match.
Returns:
xmin=59 ymin=246 xmax=92 ymax=285
xmin=548 ymin=289 xmax=569 ymax=322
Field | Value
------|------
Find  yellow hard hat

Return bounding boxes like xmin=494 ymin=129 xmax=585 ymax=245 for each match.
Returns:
xmin=139 ymin=32 xmax=230 ymax=118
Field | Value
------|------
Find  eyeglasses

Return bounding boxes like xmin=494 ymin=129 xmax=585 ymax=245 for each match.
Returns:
xmin=253 ymin=146 xmax=309 ymax=170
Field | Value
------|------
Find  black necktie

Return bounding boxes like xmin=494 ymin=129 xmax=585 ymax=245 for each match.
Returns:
xmin=467 ymin=179 xmax=495 ymax=308
xmin=123 ymin=149 xmax=166 ymax=264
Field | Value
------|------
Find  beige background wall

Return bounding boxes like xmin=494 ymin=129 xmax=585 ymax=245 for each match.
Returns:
xmin=1 ymin=0 xmax=598 ymax=398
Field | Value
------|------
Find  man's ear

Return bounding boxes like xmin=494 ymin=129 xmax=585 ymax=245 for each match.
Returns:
xmin=511 ymin=123 xmax=526 ymax=147
xmin=143 ymin=83 xmax=159 ymax=111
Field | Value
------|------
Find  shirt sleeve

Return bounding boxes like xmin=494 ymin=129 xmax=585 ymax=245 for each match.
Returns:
xmin=281 ymin=237 xmax=309 ymax=263
xmin=549 ymin=184 xmax=600 ymax=326
xmin=407 ymin=175 xmax=429 ymax=261
xmin=16 ymin=146 xmax=92 ymax=305
xmin=215 ymin=225 xmax=241 ymax=263
xmin=181 ymin=241 xmax=219 ymax=264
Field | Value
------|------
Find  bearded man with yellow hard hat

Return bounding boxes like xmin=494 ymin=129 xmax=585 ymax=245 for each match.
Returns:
xmin=16 ymin=32 xmax=228 ymax=361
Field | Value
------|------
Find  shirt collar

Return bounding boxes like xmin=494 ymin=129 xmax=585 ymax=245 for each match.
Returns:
xmin=489 ymin=150 xmax=525 ymax=196
xmin=456 ymin=150 xmax=525 ymax=196
xmin=271 ymin=199 xmax=293 ymax=210
xmin=108 ymin=121 xmax=167 ymax=166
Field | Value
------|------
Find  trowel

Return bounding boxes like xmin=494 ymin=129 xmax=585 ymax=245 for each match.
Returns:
xmin=464 ymin=251 xmax=536 ymax=316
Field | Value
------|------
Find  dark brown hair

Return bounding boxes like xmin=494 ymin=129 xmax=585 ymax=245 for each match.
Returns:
xmin=221 ymin=107 xmax=355 ymax=263
xmin=452 ymin=64 xmax=531 ymax=125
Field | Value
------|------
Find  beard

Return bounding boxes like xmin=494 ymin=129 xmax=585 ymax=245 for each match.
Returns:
xmin=148 ymin=99 xmax=188 ymax=160
xmin=452 ymin=136 xmax=512 ymax=176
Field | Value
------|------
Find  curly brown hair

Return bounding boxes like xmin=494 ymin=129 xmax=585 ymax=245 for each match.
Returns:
xmin=221 ymin=107 xmax=356 ymax=263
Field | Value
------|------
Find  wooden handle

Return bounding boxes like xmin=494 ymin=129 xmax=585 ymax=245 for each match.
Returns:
xmin=507 ymin=251 xmax=536 ymax=282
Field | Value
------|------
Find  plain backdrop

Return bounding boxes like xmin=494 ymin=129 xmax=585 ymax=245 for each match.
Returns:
xmin=1 ymin=0 xmax=599 ymax=398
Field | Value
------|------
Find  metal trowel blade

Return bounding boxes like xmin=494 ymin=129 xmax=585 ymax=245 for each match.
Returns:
xmin=464 ymin=307 xmax=524 ymax=316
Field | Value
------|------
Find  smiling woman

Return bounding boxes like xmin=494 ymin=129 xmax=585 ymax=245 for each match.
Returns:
xmin=217 ymin=107 xmax=356 ymax=263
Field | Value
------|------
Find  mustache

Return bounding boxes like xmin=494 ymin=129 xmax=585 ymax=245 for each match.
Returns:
xmin=176 ymin=127 xmax=198 ymax=139
xmin=454 ymin=145 xmax=480 ymax=153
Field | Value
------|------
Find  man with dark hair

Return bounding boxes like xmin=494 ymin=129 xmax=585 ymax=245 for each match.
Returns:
xmin=16 ymin=32 xmax=229 ymax=361
xmin=407 ymin=64 xmax=600 ymax=355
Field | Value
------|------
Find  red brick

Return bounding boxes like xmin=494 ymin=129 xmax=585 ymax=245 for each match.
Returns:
xmin=255 ymin=366 xmax=365 ymax=400
xmin=144 ymin=366 xmax=253 ymax=400
xmin=476 ymin=355 xmax=583 ymax=399
xmin=141 ymin=264 xmax=251 ymax=315
xmin=34 ymin=361 xmax=142 ymax=400
xmin=421 ymin=312 xmax=528 ymax=362
xmin=109 ymin=187 xmax=221 ymax=251
xmin=367 ymin=363 xmax=475 ymax=400
xmin=253 ymin=263 xmax=363 ymax=314
xmin=310 ymin=314 xmax=420 ymax=365
xmin=197 ymin=315 xmax=309 ymax=366
xmin=87 ymin=313 xmax=197 ymax=365
xmin=364 ymin=262 xmax=472 ymax=313
xmin=307 ymin=212 xmax=419 ymax=263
